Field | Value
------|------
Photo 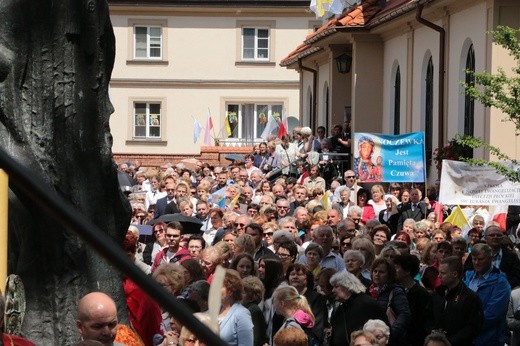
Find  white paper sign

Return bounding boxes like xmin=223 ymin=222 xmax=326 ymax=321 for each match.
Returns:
xmin=438 ymin=160 xmax=520 ymax=205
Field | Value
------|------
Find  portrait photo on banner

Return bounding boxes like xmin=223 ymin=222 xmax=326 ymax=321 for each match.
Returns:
xmin=353 ymin=132 xmax=426 ymax=183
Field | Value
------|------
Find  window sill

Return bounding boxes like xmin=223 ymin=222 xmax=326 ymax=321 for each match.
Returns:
xmin=235 ymin=61 xmax=276 ymax=67
xmin=126 ymin=139 xmax=167 ymax=145
xmin=126 ymin=60 xmax=169 ymax=66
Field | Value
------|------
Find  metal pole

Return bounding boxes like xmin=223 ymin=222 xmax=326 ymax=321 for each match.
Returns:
xmin=0 ymin=169 xmax=7 ymax=289
xmin=0 ymin=149 xmax=226 ymax=346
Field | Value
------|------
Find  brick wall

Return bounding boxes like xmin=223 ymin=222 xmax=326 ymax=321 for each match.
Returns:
xmin=113 ymin=146 xmax=253 ymax=168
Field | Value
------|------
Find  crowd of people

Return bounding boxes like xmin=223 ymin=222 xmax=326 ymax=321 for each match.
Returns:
xmin=8 ymin=125 xmax=520 ymax=346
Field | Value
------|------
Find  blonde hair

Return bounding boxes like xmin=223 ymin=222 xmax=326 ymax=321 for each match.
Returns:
xmin=152 ymin=263 xmax=185 ymax=294
xmin=262 ymin=222 xmax=280 ymax=232
xmin=272 ymin=286 xmax=315 ymax=324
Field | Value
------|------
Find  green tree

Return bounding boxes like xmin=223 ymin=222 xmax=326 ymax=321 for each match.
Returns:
xmin=457 ymin=25 xmax=520 ymax=181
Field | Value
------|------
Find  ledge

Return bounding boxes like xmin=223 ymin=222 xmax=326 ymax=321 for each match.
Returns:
xmin=126 ymin=60 xmax=169 ymax=66
xmin=125 ymin=139 xmax=168 ymax=145
xmin=235 ymin=61 xmax=276 ymax=67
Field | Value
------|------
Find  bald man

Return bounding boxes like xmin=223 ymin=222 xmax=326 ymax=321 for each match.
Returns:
xmin=76 ymin=292 xmax=124 ymax=346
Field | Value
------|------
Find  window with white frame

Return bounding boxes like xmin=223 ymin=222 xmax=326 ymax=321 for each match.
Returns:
xmin=134 ymin=26 xmax=162 ymax=59
xmin=226 ymin=103 xmax=283 ymax=138
xmin=134 ymin=102 xmax=161 ymax=139
xmin=242 ymin=28 xmax=270 ymax=61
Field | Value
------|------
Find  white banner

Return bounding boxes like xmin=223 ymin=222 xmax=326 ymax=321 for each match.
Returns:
xmin=439 ymin=160 xmax=520 ymax=205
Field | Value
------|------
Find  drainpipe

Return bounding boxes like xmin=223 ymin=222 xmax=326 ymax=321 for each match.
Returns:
xmin=416 ymin=3 xmax=445 ymax=148
xmin=298 ymin=59 xmax=317 ymax=129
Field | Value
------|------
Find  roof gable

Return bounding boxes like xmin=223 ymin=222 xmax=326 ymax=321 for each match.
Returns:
xmin=280 ymin=0 xmax=382 ymax=66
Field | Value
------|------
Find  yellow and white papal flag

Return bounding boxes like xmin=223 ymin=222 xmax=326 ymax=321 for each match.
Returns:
xmin=310 ymin=0 xmax=347 ymax=18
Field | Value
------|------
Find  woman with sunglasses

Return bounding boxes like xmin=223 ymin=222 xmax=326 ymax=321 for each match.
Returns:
xmin=143 ymin=221 xmax=168 ymax=265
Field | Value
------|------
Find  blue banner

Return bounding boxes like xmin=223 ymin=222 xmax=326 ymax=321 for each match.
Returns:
xmin=353 ymin=132 xmax=425 ymax=183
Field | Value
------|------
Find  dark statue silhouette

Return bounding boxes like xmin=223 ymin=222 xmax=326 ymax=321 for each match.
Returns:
xmin=0 ymin=1 xmax=131 ymax=344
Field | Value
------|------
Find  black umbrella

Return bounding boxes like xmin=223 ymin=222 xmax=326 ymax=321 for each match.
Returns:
xmin=118 ymin=170 xmax=136 ymax=188
xmin=147 ymin=213 xmax=203 ymax=234
xmin=131 ymin=224 xmax=154 ymax=244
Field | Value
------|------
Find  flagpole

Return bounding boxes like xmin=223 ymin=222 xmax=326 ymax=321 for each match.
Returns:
xmin=209 ymin=107 xmax=217 ymax=142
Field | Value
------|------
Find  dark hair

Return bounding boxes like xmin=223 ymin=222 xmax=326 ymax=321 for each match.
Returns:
xmin=285 ymin=263 xmax=314 ymax=291
xmin=209 ymin=207 xmax=224 ymax=218
xmin=180 ymin=259 xmax=206 ymax=284
xmin=373 ymin=224 xmax=391 ymax=241
xmin=189 ymin=234 xmax=206 ymax=249
xmin=440 ymin=256 xmax=463 ymax=277
xmin=371 ymin=258 xmax=396 ymax=283
xmin=167 ymin=221 xmax=183 ymax=232
xmin=246 ymin=222 xmax=263 ymax=234
xmin=247 ymin=203 xmax=260 ymax=212
xmin=356 ymin=188 xmax=371 ymax=202
xmin=278 ymin=240 xmax=298 ymax=260
xmin=437 ymin=241 xmax=453 ymax=254
xmin=316 ymin=268 xmax=336 ymax=294
xmin=229 ymin=253 xmax=256 ymax=276
xmin=424 ymin=332 xmax=452 ymax=346
xmin=259 ymin=254 xmax=284 ymax=299
xmin=393 ymin=254 xmax=420 ymax=278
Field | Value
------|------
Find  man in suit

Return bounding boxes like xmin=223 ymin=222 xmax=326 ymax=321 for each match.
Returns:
xmin=154 ymin=177 xmax=179 ymax=218
xmin=397 ymin=188 xmax=431 ymax=231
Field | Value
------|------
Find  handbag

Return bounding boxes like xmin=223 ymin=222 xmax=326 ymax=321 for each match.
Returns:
xmin=386 ymin=289 xmax=397 ymax=326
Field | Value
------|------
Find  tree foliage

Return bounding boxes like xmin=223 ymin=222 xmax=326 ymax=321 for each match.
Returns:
xmin=457 ymin=26 xmax=520 ymax=181
xmin=463 ymin=26 xmax=520 ymax=132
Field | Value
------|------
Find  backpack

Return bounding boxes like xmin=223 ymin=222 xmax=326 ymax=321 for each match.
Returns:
xmin=282 ymin=318 xmax=320 ymax=346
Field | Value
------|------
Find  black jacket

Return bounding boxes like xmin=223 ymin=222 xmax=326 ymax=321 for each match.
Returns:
xmin=397 ymin=201 xmax=431 ymax=231
xmin=431 ymin=282 xmax=483 ymax=346
xmin=330 ymin=293 xmax=387 ymax=346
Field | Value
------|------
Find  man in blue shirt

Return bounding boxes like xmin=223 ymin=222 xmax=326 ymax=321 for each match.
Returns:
xmin=464 ymin=243 xmax=510 ymax=346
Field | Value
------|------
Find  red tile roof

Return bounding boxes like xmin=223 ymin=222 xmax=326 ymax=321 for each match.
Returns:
xmin=280 ymin=0 xmax=417 ymax=66
xmin=280 ymin=0 xmax=382 ymax=66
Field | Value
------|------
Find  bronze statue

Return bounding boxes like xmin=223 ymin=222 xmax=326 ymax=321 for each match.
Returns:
xmin=0 ymin=0 xmax=130 ymax=344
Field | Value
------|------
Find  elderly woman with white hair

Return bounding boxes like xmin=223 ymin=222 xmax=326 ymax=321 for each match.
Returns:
xmin=363 ymin=319 xmax=390 ymax=346
xmin=329 ymin=271 xmax=387 ymax=346
xmin=343 ymin=249 xmax=371 ymax=288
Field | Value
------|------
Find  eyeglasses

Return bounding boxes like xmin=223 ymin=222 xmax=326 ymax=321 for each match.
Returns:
xmin=234 ymin=222 xmax=246 ymax=227
xmin=263 ymin=232 xmax=274 ymax=237
xmin=165 ymin=234 xmax=180 ymax=238
xmin=342 ymin=242 xmax=351 ymax=247
xmin=277 ymin=253 xmax=291 ymax=259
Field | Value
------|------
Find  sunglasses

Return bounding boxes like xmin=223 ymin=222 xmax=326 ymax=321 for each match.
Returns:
xmin=234 ymin=222 xmax=246 ymax=227
xmin=264 ymin=232 xmax=274 ymax=237
xmin=154 ymin=228 xmax=165 ymax=234
xmin=346 ymin=176 xmax=356 ymax=179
